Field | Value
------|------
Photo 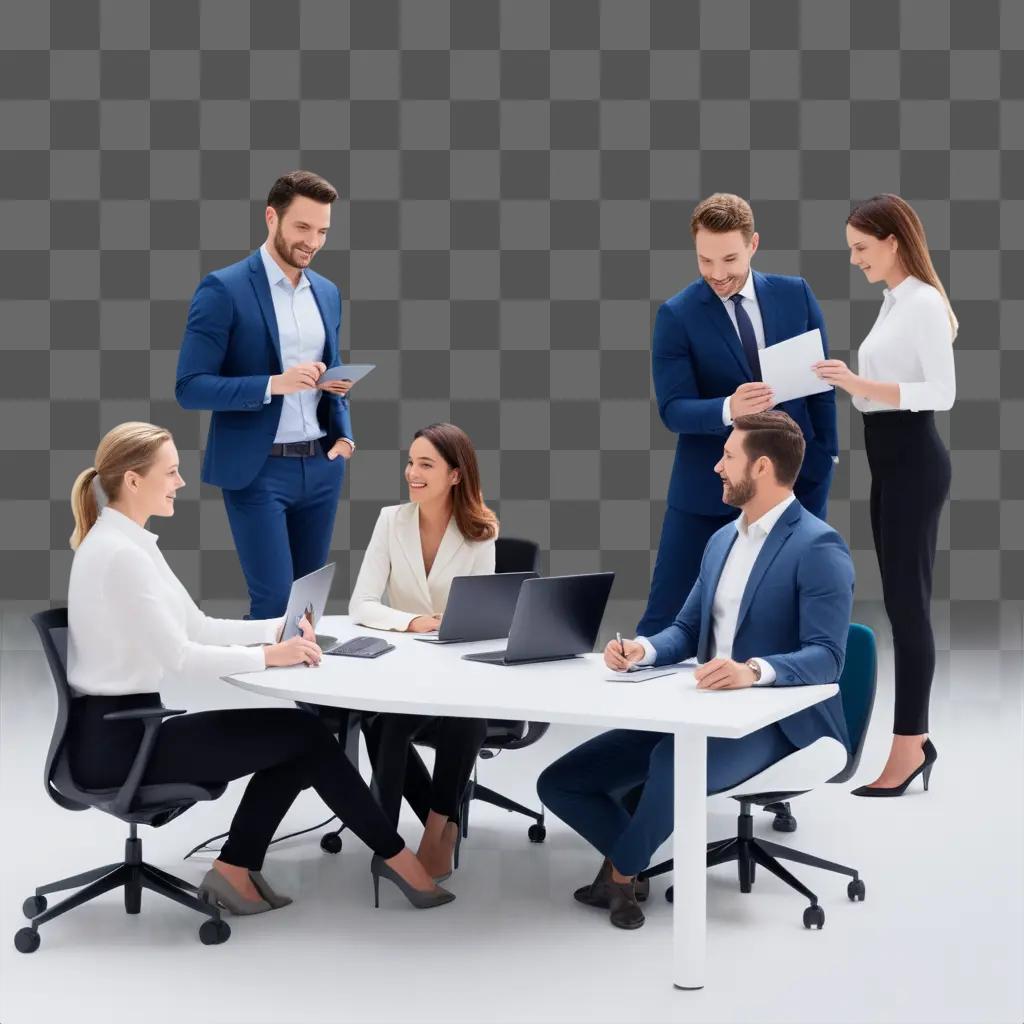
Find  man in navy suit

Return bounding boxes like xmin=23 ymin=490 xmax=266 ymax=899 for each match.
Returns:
xmin=538 ymin=412 xmax=854 ymax=929
xmin=176 ymin=171 xmax=355 ymax=619
xmin=637 ymin=193 xmax=838 ymax=636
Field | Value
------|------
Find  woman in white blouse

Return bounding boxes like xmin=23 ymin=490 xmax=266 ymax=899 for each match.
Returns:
xmin=65 ymin=423 xmax=452 ymax=914
xmin=350 ymin=423 xmax=498 ymax=881
xmin=814 ymin=194 xmax=956 ymax=798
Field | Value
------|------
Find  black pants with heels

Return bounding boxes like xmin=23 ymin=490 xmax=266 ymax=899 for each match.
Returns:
xmin=864 ymin=410 xmax=951 ymax=736
xmin=68 ymin=694 xmax=405 ymax=870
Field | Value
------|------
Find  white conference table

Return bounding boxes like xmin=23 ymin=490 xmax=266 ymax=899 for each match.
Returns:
xmin=223 ymin=614 xmax=838 ymax=991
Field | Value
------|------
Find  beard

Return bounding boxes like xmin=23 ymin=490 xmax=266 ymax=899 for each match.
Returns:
xmin=721 ymin=468 xmax=756 ymax=508
xmin=272 ymin=224 xmax=316 ymax=270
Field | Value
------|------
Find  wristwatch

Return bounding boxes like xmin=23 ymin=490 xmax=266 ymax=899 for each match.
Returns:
xmin=745 ymin=659 xmax=763 ymax=684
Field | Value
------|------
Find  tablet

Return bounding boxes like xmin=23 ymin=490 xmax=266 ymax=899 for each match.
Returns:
xmin=319 ymin=364 xmax=376 ymax=385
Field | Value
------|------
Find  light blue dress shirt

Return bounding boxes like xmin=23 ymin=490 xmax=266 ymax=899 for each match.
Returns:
xmin=259 ymin=243 xmax=328 ymax=445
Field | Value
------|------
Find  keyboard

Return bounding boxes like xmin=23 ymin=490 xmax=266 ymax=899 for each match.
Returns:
xmin=327 ymin=636 xmax=394 ymax=658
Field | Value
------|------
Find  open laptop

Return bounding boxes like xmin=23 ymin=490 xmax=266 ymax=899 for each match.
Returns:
xmin=462 ymin=572 xmax=614 ymax=666
xmin=415 ymin=571 xmax=538 ymax=644
xmin=281 ymin=562 xmax=336 ymax=644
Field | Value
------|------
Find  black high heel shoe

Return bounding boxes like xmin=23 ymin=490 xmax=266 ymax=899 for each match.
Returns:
xmin=851 ymin=739 xmax=937 ymax=797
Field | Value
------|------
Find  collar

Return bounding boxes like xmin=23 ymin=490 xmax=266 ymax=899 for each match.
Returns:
xmin=736 ymin=493 xmax=796 ymax=541
xmin=882 ymin=274 xmax=922 ymax=305
xmin=98 ymin=505 xmax=160 ymax=546
xmin=260 ymin=242 xmax=310 ymax=292
xmin=721 ymin=271 xmax=756 ymax=309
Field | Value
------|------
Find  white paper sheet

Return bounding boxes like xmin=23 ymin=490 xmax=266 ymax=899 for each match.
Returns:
xmin=758 ymin=329 xmax=833 ymax=405
xmin=319 ymin=363 xmax=376 ymax=385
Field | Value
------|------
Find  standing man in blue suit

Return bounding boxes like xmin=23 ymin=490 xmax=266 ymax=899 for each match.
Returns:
xmin=638 ymin=193 xmax=838 ymax=636
xmin=176 ymin=170 xmax=355 ymax=618
xmin=538 ymin=412 xmax=854 ymax=930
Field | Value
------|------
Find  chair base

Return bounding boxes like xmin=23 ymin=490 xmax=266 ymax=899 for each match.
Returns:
xmin=637 ymin=801 xmax=864 ymax=929
xmin=15 ymin=826 xmax=228 ymax=952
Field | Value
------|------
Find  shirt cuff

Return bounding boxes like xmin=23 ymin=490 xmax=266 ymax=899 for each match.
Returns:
xmin=722 ymin=396 xmax=733 ymax=426
xmin=340 ymin=437 xmax=355 ymax=450
xmin=752 ymin=657 xmax=776 ymax=685
xmin=263 ymin=377 xmax=273 ymax=404
xmin=635 ymin=636 xmax=657 ymax=667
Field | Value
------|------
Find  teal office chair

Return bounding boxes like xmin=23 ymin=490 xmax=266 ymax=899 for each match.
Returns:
xmin=637 ymin=623 xmax=878 ymax=929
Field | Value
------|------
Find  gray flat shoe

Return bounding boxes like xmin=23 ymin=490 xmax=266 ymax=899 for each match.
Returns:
xmin=250 ymin=871 xmax=293 ymax=909
xmin=199 ymin=869 xmax=272 ymax=916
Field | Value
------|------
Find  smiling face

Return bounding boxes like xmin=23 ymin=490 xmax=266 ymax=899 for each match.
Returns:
xmin=122 ymin=439 xmax=185 ymax=519
xmin=846 ymin=223 xmax=901 ymax=285
xmin=405 ymin=435 xmax=460 ymax=506
xmin=695 ymin=227 xmax=759 ymax=299
xmin=267 ymin=195 xmax=331 ymax=272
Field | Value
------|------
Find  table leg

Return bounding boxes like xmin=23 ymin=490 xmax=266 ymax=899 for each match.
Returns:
xmin=673 ymin=727 xmax=707 ymax=990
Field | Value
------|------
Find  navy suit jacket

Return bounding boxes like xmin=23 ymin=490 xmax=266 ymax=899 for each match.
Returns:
xmin=653 ymin=272 xmax=839 ymax=516
xmin=646 ymin=499 xmax=854 ymax=753
xmin=175 ymin=251 xmax=352 ymax=491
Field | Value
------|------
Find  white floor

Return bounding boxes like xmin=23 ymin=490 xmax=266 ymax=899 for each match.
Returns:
xmin=1 ymin=611 xmax=1022 ymax=1024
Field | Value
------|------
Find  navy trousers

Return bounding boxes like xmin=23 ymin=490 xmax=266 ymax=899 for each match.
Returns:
xmin=223 ymin=449 xmax=346 ymax=619
xmin=537 ymin=724 xmax=796 ymax=877
xmin=637 ymin=468 xmax=832 ymax=637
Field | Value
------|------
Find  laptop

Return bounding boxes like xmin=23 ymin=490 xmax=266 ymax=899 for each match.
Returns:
xmin=415 ymin=572 xmax=538 ymax=645
xmin=280 ymin=563 xmax=336 ymax=645
xmin=462 ymin=572 xmax=614 ymax=666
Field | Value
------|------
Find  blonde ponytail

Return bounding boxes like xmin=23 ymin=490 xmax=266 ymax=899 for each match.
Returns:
xmin=69 ymin=422 xmax=173 ymax=550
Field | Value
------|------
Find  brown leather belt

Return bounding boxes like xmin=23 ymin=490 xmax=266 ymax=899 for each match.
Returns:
xmin=269 ymin=440 xmax=318 ymax=457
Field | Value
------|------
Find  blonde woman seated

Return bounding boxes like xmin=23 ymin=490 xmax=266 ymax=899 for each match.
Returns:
xmin=349 ymin=422 xmax=498 ymax=880
xmin=65 ymin=423 xmax=451 ymax=915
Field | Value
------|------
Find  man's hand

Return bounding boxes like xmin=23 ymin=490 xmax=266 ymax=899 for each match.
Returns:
xmin=327 ymin=438 xmax=354 ymax=460
xmin=694 ymin=658 xmax=757 ymax=690
xmin=603 ymin=638 xmax=646 ymax=672
xmin=270 ymin=361 xmax=327 ymax=395
xmin=318 ymin=378 xmax=353 ymax=396
xmin=730 ymin=382 xmax=775 ymax=417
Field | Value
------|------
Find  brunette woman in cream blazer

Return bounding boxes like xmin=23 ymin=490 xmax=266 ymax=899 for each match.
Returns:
xmin=350 ymin=423 xmax=497 ymax=881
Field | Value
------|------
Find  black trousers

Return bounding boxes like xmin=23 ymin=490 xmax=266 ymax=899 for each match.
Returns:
xmin=365 ymin=714 xmax=488 ymax=827
xmin=864 ymin=411 xmax=951 ymax=736
xmin=67 ymin=694 xmax=405 ymax=870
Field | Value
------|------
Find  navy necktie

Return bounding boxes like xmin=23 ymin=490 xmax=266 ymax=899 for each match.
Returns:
xmin=730 ymin=293 xmax=762 ymax=381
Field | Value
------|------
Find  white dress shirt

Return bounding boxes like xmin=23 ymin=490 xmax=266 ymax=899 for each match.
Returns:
xmin=349 ymin=503 xmax=496 ymax=632
xmin=720 ymin=272 xmax=767 ymax=426
xmin=259 ymin=243 xmax=329 ymax=444
xmin=635 ymin=494 xmax=799 ymax=682
xmin=67 ymin=507 xmax=281 ymax=696
xmin=853 ymin=275 xmax=956 ymax=414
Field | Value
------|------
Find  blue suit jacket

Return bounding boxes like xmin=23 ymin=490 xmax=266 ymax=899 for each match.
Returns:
xmin=647 ymin=499 xmax=854 ymax=753
xmin=175 ymin=251 xmax=352 ymax=491
xmin=653 ymin=272 xmax=839 ymax=516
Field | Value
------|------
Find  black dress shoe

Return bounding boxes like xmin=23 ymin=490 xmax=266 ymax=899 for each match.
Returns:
xmin=573 ymin=858 xmax=649 ymax=907
xmin=851 ymin=739 xmax=937 ymax=798
xmin=608 ymin=880 xmax=645 ymax=930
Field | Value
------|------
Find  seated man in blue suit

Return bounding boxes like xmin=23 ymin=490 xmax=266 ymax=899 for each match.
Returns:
xmin=537 ymin=411 xmax=854 ymax=931
xmin=176 ymin=170 xmax=355 ymax=618
xmin=638 ymin=193 xmax=838 ymax=637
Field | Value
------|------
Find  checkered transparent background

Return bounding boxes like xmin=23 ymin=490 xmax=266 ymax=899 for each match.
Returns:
xmin=0 ymin=0 xmax=1021 ymax=655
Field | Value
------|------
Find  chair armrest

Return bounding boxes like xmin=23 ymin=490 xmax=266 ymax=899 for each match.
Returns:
xmin=105 ymin=708 xmax=186 ymax=817
xmin=494 ymin=721 xmax=549 ymax=751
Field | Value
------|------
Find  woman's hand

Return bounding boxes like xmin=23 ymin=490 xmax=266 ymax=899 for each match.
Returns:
xmin=407 ymin=615 xmax=442 ymax=634
xmin=813 ymin=359 xmax=865 ymax=396
xmin=265 ymin=615 xmax=322 ymax=667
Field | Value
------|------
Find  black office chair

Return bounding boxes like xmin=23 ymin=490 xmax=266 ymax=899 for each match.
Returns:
xmin=636 ymin=624 xmax=878 ymax=929
xmin=15 ymin=609 xmax=230 ymax=953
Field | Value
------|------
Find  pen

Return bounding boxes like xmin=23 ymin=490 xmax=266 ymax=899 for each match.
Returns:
xmin=616 ymin=631 xmax=626 ymax=658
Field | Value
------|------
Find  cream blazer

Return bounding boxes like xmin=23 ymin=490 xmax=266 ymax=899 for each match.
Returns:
xmin=349 ymin=503 xmax=496 ymax=631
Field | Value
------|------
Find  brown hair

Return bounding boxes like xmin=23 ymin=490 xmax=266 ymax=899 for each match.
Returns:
xmin=690 ymin=193 xmax=756 ymax=243
xmin=731 ymin=411 xmax=806 ymax=488
xmin=266 ymin=170 xmax=338 ymax=218
xmin=70 ymin=422 xmax=172 ymax=550
xmin=412 ymin=423 xmax=498 ymax=543
xmin=847 ymin=194 xmax=958 ymax=339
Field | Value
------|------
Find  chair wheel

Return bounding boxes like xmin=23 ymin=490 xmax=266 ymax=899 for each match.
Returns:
xmin=22 ymin=895 xmax=46 ymax=918
xmin=772 ymin=814 xmax=797 ymax=833
xmin=320 ymin=833 xmax=343 ymax=854
xmin=665 ymin=886 xmax=674 ymax=903
xmin=528 ymin=824 xmax=546 ymax=843
xmin=14 ymin=927 xmax=40 ymax=953
xmin=199 ymin=919 xmax=231 ymax=945
xmin=802 ymin=904 xmax=825 ymax=929
xmin=847 ymin=878 xmax=865 ymax=902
